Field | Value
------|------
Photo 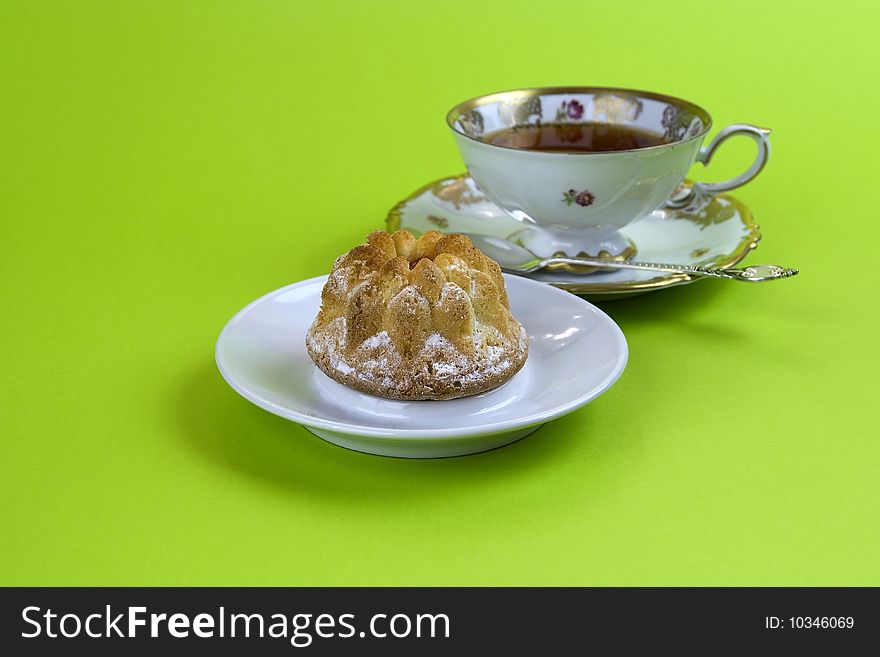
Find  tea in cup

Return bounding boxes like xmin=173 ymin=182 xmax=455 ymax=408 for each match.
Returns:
xmin=447 ymin=87 xmax=770 ymax=259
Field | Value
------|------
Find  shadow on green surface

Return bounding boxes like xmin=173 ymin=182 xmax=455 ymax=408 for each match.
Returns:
xmin=176 ymin=281 xmax=741 ymax=507
xmin=591 ymin=277 xmax=719 ymax=316
xmin=175 ymin=364 xmax=611 ymax=505
xmin=591 ymin=278 xmax=750 ymax=342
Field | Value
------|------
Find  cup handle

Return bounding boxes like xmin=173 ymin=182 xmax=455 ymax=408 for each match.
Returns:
xmin=664 ymin=123 xmax=771 ymax=209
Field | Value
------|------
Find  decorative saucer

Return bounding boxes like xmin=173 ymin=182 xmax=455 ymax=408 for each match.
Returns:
xmin=215 ymin=274 xmax=627 ymax=458
xmin=386 ymin=174 xmax=761 ymax=298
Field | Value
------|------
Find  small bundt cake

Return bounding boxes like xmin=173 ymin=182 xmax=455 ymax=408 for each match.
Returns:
xmin=306 ymin=229 xmax=529 ymax=400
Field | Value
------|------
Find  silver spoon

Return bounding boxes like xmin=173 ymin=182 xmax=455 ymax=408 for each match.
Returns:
xmin=466 ymin=233 xmax=799 ymax=282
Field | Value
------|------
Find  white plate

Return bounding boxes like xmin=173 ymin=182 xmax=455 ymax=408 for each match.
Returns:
xmin=387 ymin=174 xmax=761 ymax=298
xmin=215 ymin=274 xmax=627 ymax=458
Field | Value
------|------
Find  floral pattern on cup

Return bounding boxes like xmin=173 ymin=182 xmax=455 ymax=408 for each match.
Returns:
xmin=593 ymin=94 xmax=643 ymax=122
xmin=458 ymin=109 xmax=484 ymax=138
xmin=555 ymin=99 xmax=584 ymax=122
xmin=562 ymin=188 xmax=595 ymax=207
xmin=499 ymin=96 xmax=542 ymax=127
xmin=661 ymin=105 xmax=695 ymax=141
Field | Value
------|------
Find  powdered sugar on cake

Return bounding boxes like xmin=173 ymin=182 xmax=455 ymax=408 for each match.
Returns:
xmin=305 ymin=229 xmax=529 ymax=400
xmin=308 ymin=319 xmax=527 ymax=396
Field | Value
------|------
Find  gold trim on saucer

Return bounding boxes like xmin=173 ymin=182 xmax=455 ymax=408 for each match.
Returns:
xmin=386 ymin=176 xmax=451 ymax=233
xmin=544 ymin=243 xmax=638 ymax=275
xmin=383 ymin=174 xmax=761 ymax=296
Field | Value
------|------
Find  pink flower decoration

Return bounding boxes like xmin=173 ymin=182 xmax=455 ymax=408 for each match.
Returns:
xmin=562 ymin=188 xmax=595 ymax=207
xmin=575 ymin=190 xmax=594 ymax=206
xmin=565 ymin=99 xmax=584 ymax=120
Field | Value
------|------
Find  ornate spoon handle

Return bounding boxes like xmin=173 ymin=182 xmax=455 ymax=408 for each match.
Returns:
xmin=537 ymin=258 xmax=799 ymax=282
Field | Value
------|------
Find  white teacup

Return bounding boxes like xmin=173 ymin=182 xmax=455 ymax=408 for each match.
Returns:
xmin=447 ymin=87 xmax=770 ymax=259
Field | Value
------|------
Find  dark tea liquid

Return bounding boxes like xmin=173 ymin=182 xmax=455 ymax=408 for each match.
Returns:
xmin=485 ymin=122 xmax=666 ymax=152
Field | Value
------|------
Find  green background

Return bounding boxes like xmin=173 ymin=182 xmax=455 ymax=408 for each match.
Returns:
xmin=2 ymin=0 xmax=878 ymax=586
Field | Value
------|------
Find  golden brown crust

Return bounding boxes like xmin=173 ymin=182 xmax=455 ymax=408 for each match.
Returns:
xmin=306 ymin=230 xmax=528 ymax=400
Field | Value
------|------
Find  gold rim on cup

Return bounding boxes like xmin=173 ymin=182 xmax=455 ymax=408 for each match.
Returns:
xmin=446 ymin=86 xmax=714 ymax=155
